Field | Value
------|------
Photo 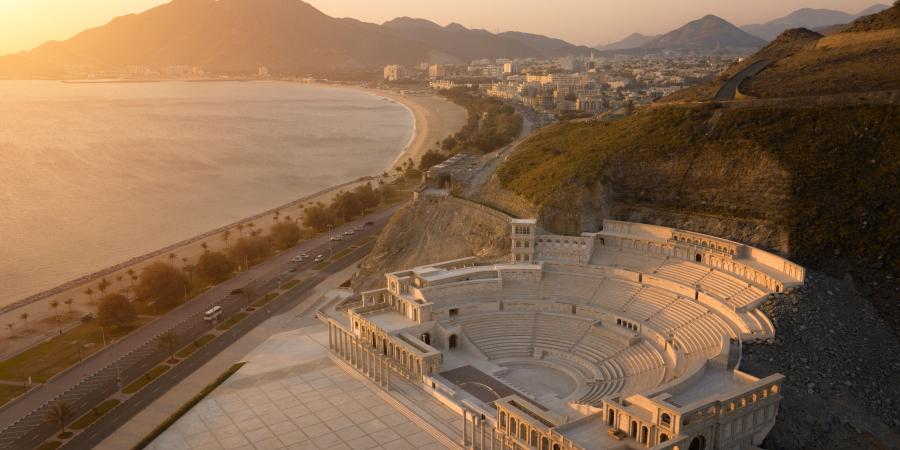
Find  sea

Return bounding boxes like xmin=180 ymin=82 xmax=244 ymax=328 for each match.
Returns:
xmin=0 ymin=80 xmax=414 ymax=307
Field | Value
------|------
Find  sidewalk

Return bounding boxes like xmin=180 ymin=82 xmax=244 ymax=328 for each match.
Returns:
xmin=95 ymin=264 xmax=359 ymax=450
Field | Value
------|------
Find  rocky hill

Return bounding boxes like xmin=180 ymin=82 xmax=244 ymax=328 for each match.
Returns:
xmin=0 ymin=0 xmax=589 ymax=77
xmin=640 ymin=15 xmax=766 ymax=51
xmin=594 ymin=33 xmax=656 ymax=51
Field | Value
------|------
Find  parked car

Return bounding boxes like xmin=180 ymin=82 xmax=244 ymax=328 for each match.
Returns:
xmin=80 ymin=312 xmax=95 ymax=323
xmin=288 ymin=267 xmax=298 ymax=273
xmin=230 ymin=288 xmax=244 ymax=295
xmin=344 ymin=230 xmax=355 ymax=236
xmin=314 ymin=254 xmax=326 ymax=262
xmin=290 ymin=256 xmax=303 ymax=263
xmin=354 ymin=225 xmax=365 ymax=231
xmin=331 ymin=235 xmax=342 ymax=241
xmin=365 ymin=221 xmax=374 ymax=227
xmin=299 ymin=252 xmax=310 ymax=259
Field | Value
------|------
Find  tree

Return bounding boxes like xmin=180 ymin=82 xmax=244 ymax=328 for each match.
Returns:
xmin=201 ymin=242 xmax=209 ymax=253
xmin=97 ymin=294 xmax=137 ymax=328
xmin=237 ymin=223 xmax=245 ymax=237
xmin=97 ymin=278 xmax=111 ymax=297
xmin=49 ymin=300 xmax=60 ymax=320
xmin=333 ymin=191 xmax=363 ymax=222
xmin=228 ymin=236 xmax=270 ymax=270
xmin=353 ymin=182 xmax=380 ymax=212
xmin=419 ymin=150 xmax=447 ymax=171
xmin=302 ymin=203 xmax=336 ymax=232
xmin=19 ymin=313 xmax=28 ymax=330
xmin=158 ymin=331 xmax=180 ymax=361
xmin=116 ymin=274 xmax=124 ymax=290
xmin=168 ymin=253 xmax=177 ymax=267
xmin=222 ymin=230 xmax=231 ymax=248
xmin=270 ymin=222 xmax=300 ymax=251
xmin=84 ymin=287 xmax=94 ymax=301
xmin=126 ymin=269 xmax=136 ymax=287
xmin=64 ymin=298 xmax=74 ymax=313
xmin=135 ymin=262 xmax=190 ymax=307
xmin=378 ymin=183 xmax=396 ymax=202
xmin=182 ymin=264 xmax=195 ymax=284
xmin=6 ymin=323 xmax=12 ymax=335
xmin=195 ymin=251 xmax=235 ymax=284
xmin=45 ymin=401 xmax=74 ymax=434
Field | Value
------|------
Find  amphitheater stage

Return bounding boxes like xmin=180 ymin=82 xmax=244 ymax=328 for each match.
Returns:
xmin=499 ymin=360 xmax=578 ymax=399
xmin=440 ymin=365 xmax=542 ymax=408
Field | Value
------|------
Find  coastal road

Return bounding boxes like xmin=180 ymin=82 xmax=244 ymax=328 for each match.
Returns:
xmin=0 ymin=205 xmax=401 ymax=448
xmin=715 ymin=59 xmax=770 ymax=101
xmin=60 ymin=240 xmax=377 ymax=450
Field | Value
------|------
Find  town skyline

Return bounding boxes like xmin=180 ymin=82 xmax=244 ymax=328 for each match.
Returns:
xmin=0 ymin=0 xmax=883 ymax=55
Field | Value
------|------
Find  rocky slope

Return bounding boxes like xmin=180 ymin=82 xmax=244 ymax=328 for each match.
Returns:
xmin=353 ymin=197 xmax=511 ymax=291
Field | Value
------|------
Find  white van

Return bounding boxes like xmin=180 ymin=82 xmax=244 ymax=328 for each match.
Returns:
xmin=204 ymin=305 xmax=223 ymax=322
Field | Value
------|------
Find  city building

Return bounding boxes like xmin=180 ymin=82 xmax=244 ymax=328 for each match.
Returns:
xmin=383 ymin=64 xmax=405 ymax=81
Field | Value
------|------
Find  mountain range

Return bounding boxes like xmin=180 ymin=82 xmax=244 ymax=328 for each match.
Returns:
xmin=741 ymin=4 xmax=891 ymax=40
xmin=0 ymin=0 xmax=590 ymax=77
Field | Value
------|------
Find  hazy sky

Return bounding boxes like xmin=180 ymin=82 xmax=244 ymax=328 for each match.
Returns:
xmin=0 ymin=0 xmax=882 ymax=55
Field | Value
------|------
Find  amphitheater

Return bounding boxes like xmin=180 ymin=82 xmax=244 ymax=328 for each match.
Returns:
xmin=321 ymin=219 xmax=805 ymax=450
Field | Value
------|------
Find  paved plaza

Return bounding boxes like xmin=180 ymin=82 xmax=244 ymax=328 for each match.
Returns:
xmin=147 ymin=330 xmax=451 ymax=450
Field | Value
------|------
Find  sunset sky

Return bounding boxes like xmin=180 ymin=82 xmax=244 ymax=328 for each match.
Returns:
xmin=0 ymin=0 xmax=882 ymax=55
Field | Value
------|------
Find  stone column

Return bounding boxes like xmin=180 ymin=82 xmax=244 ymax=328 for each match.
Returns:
xmin=491 ymin=426 xmax=496 ymax=450
xmin=462 ymin=410 xmax=468 ymax=447
xmin=471 ymin=414 xmax=477 ymax=449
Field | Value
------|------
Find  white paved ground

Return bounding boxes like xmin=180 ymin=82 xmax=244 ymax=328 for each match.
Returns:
xmin=147 ymin=330 xmax=449 ymax=450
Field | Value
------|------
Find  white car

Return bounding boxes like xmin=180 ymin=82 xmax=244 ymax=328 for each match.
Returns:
xmin=344 ymin=230 xmax=355 ymax=236
xmin=314 ymin=254 xmax=326 ymax=262
xmin=290 ymin=256 xmax=304 ymax=263
xmin=331 ymin=235 xmax=342 ymax=241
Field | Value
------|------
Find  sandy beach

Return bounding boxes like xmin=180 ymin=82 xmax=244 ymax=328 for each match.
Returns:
xmin=0 ymin=86 xmax=466 ymax=360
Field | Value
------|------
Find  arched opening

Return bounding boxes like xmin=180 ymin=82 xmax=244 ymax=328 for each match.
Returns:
xmin=688 ymin=436 xmax=706 ymax=450
xmin=553 ymin=444 xmax=561 ymax=450
xmin=695 ymin=253 xmax=702 ymax=263
xmin=420 ymin=332 xmax=431 ymax=345
xmin=509 ymin=418 xmax=517 ymax=435
xmin=660 ymin=434 xmax=669 ymax=442
xmin=499 ymin=412 xmax=507 ymax=429
xmin=448 ymin=334 xmax=458 ymax=349
xmin=541 ymin=437 xmax=550 ymax=450
xmin=630 ymin=421 xmax=638 ymax=438
xmin=519 ymin=424 xmax=527 ymax=439
xmin=607 ymin=409 xmax=616 ymax=426
xmin=530 ymin=430 xmax=538 ymax=445
xmin=661 ymin=413 xmax=671 ymax=426
xmin=641 ymin=426 xmax=648 ymax=444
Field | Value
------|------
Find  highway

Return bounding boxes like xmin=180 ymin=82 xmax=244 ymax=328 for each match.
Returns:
xmin=0 ymin=205 xmax=401 ymax=449
xmin=715 ymin=59 xmax=770 ymax=102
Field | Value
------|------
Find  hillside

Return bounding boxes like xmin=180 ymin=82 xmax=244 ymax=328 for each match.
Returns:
xmin=640 ymin=15 xmax=766 ymax=51
xmin=0 ymin=0 xmax=588 ymax=78
xmin=594 ymin=33 xmax=656 ymax=51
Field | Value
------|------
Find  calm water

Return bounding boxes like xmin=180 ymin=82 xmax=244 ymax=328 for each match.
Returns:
xmin=0 ymin=81 xmax=413 ymax=306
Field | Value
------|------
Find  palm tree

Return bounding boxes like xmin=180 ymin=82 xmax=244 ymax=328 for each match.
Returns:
xmin=64 ymin=298 xmax=74 ymax=313
xmin=19 ymin=313 xmax=28 ymax=330
xmin=284 ymin=215 xmax=292 ymax=223
xmin=181 ymin=257 xmax=188 ymax=269
xmin=84 ymin=287 xmax=94 ymax=302
xmin=222 ymin=230 xmax=231 ymax=248
xmin=237 ymin=223 xmax=245 ymax=237
xmin=45 ymin=401 xmax=74 ymax=435
xmin=168 ymin=253 xmax=177 ymax=267
xmin=50 ymin=300 xmax=60 ymax=320
xmin=182 ymin=264 xmax=195 ymax=285
xmin=98 ymin=278 xmax=111 ymax=297
xmin=201 ymin=242 xmax=209 ymax=253
xmin=158 ymin=331 xmax=180 ymax=361
xmin=244 ymin=283 xmax=258 ymax=310
xmin=6 ymin=323 xmax=13 ymax=336
xmin=116 ymin=275 xmax=124 ymax=290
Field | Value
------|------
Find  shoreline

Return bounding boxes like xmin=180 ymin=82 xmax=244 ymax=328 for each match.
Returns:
xmin=0 ymin=82 xmax=466 ymax=356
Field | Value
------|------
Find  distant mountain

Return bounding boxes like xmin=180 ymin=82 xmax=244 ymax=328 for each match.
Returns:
xmin=498 ymin=31 xmax=592 ymax=58
xmin=594 ymin=33 xmax=656 ymax=51
xmin=742 ymin=4 xmax=891 ymax=41
xmin=641 ymin=15 xmax=766 ymax=51
xmin=0 ymin=0 xmax=588 ymax=78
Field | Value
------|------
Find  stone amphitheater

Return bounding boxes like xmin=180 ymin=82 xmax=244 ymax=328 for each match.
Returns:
xmin=321 ymin=219 xmax=805 ymax=450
